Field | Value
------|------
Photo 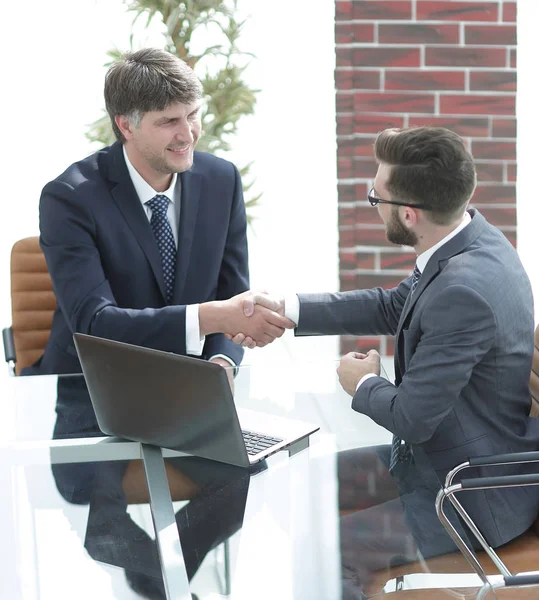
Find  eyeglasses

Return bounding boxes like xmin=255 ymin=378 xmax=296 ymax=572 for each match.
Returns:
xmin=367 ymin=187 xmax=431 ymax=211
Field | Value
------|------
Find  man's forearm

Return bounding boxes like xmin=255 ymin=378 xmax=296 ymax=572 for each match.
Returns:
xmin=199 ymin=301 xmax=227 ymax=337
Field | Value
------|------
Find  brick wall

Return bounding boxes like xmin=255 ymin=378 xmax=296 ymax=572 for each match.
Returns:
xmin=335 ymin=0 xmax=517 ymax=356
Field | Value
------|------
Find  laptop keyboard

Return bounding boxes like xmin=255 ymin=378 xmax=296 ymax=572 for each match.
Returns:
xmin=242 ymin=429 xmax=283 ymax=456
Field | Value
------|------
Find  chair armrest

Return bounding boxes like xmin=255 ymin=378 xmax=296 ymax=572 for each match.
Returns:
xmin=2 ymin=326 xmax=15 ymax=363
xmin=461 ymin=472 xmax=539 ymax=490
xmin=469 ymin=451 xmax=539 ymax=467
xmin=504 ymin=573 xmax=539 ymax=587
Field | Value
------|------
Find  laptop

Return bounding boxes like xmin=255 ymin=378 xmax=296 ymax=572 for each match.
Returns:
xmin=73 ymin=333 xmax=320 ymax=468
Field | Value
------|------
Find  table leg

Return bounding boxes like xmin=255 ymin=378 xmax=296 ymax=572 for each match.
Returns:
xmin=140 ymin=443 xmax=192 ymax=600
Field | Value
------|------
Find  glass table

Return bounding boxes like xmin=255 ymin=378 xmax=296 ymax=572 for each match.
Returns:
xmin=0 ymin=362 xmax=496 ymax=599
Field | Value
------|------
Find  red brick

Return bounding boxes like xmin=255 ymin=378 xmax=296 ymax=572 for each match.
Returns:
xmin=426 ymin=47 xmax=506 ymax=68
xmin=340 ymin=272 xmax=358 ymax=292
xmin=356 ymin=137 xmax=378 ymax=157
xmin=340 ymin=250 xmax=377 ymax=271
xmin=335 ymin=69 xmax=381 ymax=91
xmin=339 ymin=227 xmax=357 ymax=248
xmin=475 ymin=162 xmax=505 ymax=183
xmin=337 ymin=157 xmax=354 ymax=179
xmin=356 ymin=204 xmax=386 ymax=224
xmin=335 ymin=23 xmax=375 ymax=45
xmin=492 ymin=118 xmax=516 ymax=138
xmin=355 ymin=226 xmax=394 ymax=246
xmin=354 ymin=114 xmax=405 ymax=134
xmin=407 ymin=116 xmax=489 ymax=137
xmin=351 ymin=48 xmax=421 ymax=68
xmin=417 ymin=2 xmax=498 ymax=22
xmin=339 ymin=205 xmax=357 ymax=228
xmin=335 ymin=1 xmax=352 ymax=19
xmin=352 ymin=158 xmax=378 ymax=179
xmin=471 ymin=140 xmax=516 ymax=161
xmin=385 ymin=70 xmax=465 ymax=91
xmin=338 ymin=184 xmax=355 ymax=204
xmin=465 ymin=25 xmax=517 ymax=46
xmin=338 ymin=183 xmax=369 ymax=204
xmin=341 ymin=336 xmax=382 ymax=355
xmin=507 ymin=164 xmax=517 ymax=182
xmin=336 ymin=92 xmax=354 ymax=113
xmin=474 ymin=207 xmax=516 ymax=228
xmin=503 ymin=230 xmax=516 ymax=248
xmin=503 ymin=2 xmax=517 ymax=22
xmin=379 ymin=23 xmax=459 ymax=44
xmin=510 ymin=48 xmax=517 ymax=68
xmin=469 ymin=71 xmax=516 ymax=92
xmin=337 ymin=115 xmax=354 ymax=136
xmin=380 ymin=253 xmax=416 ymax=270
xmin=339 ymin=137 xmax=377 ymax=158
xmin=472 ymin=184 xmax=516 ymax=204
xmin=351 ymin=1 xmax=412 ymax=20
xmin=356 ymin=273 xmax=406 ymax=290
xmin=355 ymin=92 xmax=435 ymax=114
xmin=336 ymin=47 xmax=354 ymax=69
xmin=440 ymin=95 xmax=515 ymax=116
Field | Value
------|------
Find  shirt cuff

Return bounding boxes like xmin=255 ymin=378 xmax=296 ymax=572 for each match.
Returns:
xmin=284 ymin=294 xmax=300 ymax=326
xmin=356 ymin=372 xmax=378 ymax=392
xmin=208 ymin=354 xmax=236 ymax=368
xmin=186 ymin=304 xmax=205 ymax=355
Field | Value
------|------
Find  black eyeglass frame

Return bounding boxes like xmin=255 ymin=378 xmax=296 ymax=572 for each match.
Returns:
xmin=367 ymin=187 xmax=431 ymax=211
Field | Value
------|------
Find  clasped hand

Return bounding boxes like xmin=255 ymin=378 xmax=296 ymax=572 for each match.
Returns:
xmin=224 ymin=291 xmax=292 ymax=348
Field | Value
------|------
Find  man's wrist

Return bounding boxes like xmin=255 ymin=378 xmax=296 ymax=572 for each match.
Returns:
xmin=355 ymin=372 xmax=378 ymax=392
xmin=199 ymin=301 xmax=226 ymax=336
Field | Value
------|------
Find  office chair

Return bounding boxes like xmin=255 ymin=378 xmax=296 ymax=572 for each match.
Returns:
xmin=434 ymin=324 xmax=539 ymax=595
xmin=2 ymin=236 xmax=55 ymax=376
xmin=363 ymin=325 xmax=539 ymax=598
xmin=2 ymin=236 xmax=231 ymax=594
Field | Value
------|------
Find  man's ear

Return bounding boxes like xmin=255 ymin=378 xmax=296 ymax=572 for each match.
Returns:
xmin=401 ymin=206 xmax=419 ymax=229
xmin=115 ymin=115 xmax=134 ymax=140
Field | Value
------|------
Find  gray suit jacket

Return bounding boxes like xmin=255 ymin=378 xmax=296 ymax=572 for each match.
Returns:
xmin=297 ymin=210 xmax=539 ymax=548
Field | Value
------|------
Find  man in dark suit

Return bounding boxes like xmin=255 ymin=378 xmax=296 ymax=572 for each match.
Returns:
xmin=235 ymin=127 xmax=539 ymax=597
xmin=26 ymin=48 xmax=292 ymax=596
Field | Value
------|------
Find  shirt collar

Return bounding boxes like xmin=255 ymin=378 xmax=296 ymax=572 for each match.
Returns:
xmin=122 ymin=145 xmax=177 ymax=206
xmin=416 ymin=211 xmax=472 ymax=274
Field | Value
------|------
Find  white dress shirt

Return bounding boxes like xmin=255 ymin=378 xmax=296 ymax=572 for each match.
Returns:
xmin=284 ymin=212 xmax=472 ymax=390
xmin=123 ymin=147 xmax=234 ymax=366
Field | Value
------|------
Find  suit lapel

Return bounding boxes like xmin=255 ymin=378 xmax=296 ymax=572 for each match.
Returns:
xmin=106 ymin=143 xmax=167 ymax=301
xmin=173 ymin=165 xmax=201 ymax=301
xmin=393 ymin=209 xmax=487 ymax=377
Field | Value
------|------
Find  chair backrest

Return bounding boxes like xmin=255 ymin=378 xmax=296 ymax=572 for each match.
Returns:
xmin=10 ymin=237 xmax=56 ymax=375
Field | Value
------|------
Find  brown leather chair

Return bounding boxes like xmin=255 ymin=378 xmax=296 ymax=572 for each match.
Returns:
xmin=2 ymin=237 xmax=56 ymax=375
xmin=364 ymin=326 xmax=539 ymax=598
xmin=2 ymin=236 xmax=199 ymax=501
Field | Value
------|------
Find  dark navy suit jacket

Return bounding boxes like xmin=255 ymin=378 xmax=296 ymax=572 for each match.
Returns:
xmin=26 ymin=141 xmax=249 ymax=377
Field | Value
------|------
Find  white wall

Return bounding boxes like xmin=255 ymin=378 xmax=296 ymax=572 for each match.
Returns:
xmin=0 ymin=0 xmax=339 ymax=364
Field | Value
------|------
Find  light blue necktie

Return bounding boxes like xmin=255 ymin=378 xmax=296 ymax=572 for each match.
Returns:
xmin=389 ymin=264 xmax=421 ymax=472
xmin=146 ymin=195 xmax=177 ymax=304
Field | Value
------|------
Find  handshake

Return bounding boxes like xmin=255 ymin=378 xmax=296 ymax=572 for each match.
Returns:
xmin=199 ymin=291 xmax=294 ymax=349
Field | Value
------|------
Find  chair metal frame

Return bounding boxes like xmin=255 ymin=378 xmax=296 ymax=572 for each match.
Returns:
xmin=436 ymin=451 xmax=539 ymax=589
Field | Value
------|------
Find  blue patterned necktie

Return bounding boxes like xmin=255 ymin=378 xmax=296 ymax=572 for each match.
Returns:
xmin=146 ymin=194 xmax=177 ymax=304
xmin=389 ymin=263 xmax=422 ymax=473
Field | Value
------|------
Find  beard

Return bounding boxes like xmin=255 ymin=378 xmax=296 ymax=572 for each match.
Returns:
xmin=385 ymin=207 xmax=418 ymax=247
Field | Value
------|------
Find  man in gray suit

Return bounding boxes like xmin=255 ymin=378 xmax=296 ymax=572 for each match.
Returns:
xmin=233 ymin=127 xmax=539 ymax=597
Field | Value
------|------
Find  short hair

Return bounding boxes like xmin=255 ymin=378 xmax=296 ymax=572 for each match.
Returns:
xmin=104 ymin=48 xmax=203 ymax=142
xmin=373 ymin=127 xmax=477 ymax=225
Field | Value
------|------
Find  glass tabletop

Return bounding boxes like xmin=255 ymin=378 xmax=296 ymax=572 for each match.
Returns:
xmin=0 ymin=364 xmax=495 ymax=600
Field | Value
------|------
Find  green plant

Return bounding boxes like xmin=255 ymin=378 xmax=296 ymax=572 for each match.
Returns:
xmin=86 ymin=0 xmax=261 ymax=222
